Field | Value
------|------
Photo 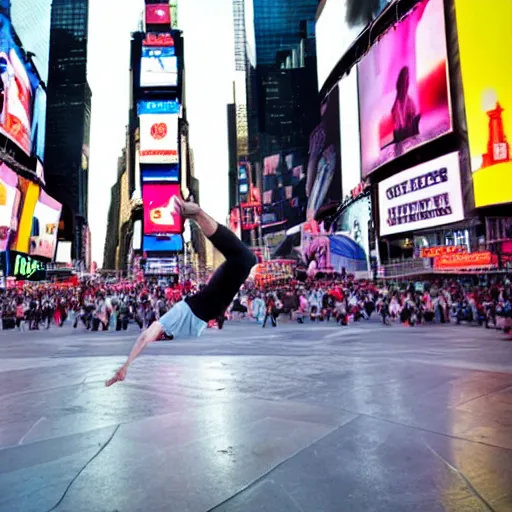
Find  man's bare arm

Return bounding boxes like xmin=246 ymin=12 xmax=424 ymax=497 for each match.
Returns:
xmin=105 ymin=321 xmax=164 ymax=386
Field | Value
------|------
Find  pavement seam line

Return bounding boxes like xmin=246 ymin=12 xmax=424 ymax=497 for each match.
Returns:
xmin=336 ymin=406 xmax=512 ymax=454
xmin=44 ymin=424 xmax=121 ymax=512
xmin=425 ymin=443 xmax=497 ymax=512
xmin=205 ymin=414 xmax=361 ymax=512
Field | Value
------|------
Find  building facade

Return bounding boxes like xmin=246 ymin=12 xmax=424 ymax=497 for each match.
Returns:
xmin=44 ymin=0 xmax=91 ymax=264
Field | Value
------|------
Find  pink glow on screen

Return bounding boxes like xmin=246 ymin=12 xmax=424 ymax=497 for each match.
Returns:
xmin=358 ymin=0 xmax=452 ymax=177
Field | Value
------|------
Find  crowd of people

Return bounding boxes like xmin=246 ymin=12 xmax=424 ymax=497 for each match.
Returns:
xmin=1 ymin=273 xmax=511 ymax=335
xmin=231 ymin=274 xmax=512 ymax=333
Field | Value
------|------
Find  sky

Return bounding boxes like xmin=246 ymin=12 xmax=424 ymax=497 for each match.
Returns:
xmin=87 ymin=0 xmax=235 ymax=266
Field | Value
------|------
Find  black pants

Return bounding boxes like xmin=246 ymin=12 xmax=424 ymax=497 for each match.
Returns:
xmin=186 ymin=225 xmax=257 ymax=322
xmin=263 ymin=312 xmax=276 ymax=327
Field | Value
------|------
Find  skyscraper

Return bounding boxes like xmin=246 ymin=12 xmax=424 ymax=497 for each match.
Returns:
xmin=44 ymin=0 xmax=91 ymax=263
xmin=231 ymin=0 xmax=320 ymax=240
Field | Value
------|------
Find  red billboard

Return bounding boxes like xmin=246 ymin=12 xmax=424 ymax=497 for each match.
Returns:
xmin=145 ymin=4 xmax=171 ymax=25
xmin=143 ymin=183 xmax=183 ymax=236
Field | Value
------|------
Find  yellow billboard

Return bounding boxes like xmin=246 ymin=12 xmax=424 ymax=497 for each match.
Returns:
xmin=455 ymin=0 xmax=512 ymax=207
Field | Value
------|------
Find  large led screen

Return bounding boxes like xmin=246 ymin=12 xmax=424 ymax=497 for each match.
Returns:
xmin=358 ymin=0 xmax=451 ymax=177
xmin=0 ymin=163 xmax=21 ymax=252
xmin=143 ymin=235 xmax=183 ymax=252
xmin=13 ymin=178 xmax=39 ymax=254
xmin=455 ymin=0 xmax=512 ymax=208
xmin=316 ymin=0 xmax=392 ymax=90
xmin=335 ymin=195 xmax=371 ymax=271
xmin=142 ymin=183 xmax=183 ymax=236
xmin=306 ymin=85 xmax=342 ymax=220
xmin=139 ymin=113 xmax=179 ymax=164
xmin=29 ymin=190 xmax=61 ymax=260
xmin=378 ymin=152 xmax=464 ymax=236
xmin=140 ymin=46 xmax=177 ymax=88
xmin=145 ymin=4 xmax=171 ymax=25
xmin=0 ymin=19 xmax=33 ymax=155
xmin=339 ymin=70 xmax=362 ymax=196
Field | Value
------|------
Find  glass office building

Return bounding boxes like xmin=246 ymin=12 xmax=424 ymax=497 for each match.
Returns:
xmin=45 ymin=0 xmax=91 ymax=261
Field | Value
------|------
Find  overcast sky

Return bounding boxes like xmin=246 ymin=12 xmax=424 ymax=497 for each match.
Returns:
xmin=87 ymin=0 xmax=234 ymax=266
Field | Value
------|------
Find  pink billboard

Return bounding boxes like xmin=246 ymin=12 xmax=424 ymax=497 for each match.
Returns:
xmin=358 ymin=0 xmax=452 ymax=177
xmin=0 ymin=164 xmax=21 ymax=252
xmin=143 ymin=183 xmax=183 ymax=236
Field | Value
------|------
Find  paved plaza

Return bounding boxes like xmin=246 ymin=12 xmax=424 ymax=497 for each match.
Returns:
xmin=0 ymin=320 xmax=511 ymax=511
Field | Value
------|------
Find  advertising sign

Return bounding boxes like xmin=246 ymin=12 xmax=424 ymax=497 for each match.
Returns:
xmin=143 ymin=235 xmax=183 ymax=252
xmin=420 ymin=246 xmax=466 ymax=258
xmin=316 ymin=0 xmax=392 ymax=90
xmin=0 ymin=23 xmax=33 ymax=155
xmin=142 ymin=183 xmax=183 ymax=235
xmin=137 ymin=100 xmax=180 ymax=116
xmin=455 ymin=0 xmax=512 ymax=208
xmin=358 ymin=0 xmax=451 ymax=177
xmin=378 ymin=152 xmax=464 ymax=236
xmin=13 ymin=178 xmax=39 ymax=254
xmin=434 ymin=251 xmax=496 ymax=271
xmin=307 ymin=85 xmax=342 ymax=219
xmin=29 ymin=190 xmax=62 ymax=260
xmin=336 ymin=196 xmax=371 ymax=271
xmin=139 ymin=113 xmax=179 ymax=164
xmin=145 ymin=4 xmax=171 ymax=25
xmin=8 ymin=250 xmax=46 ymax=281
xmin=141 ymin=164 xmax=179 ymax=183
xmin=0 ymin=163 xmax=20 ymax=252
xmin=339 ymin=70 xmax=362 ymax=196
xmin=140 ymin=47 xmax=177 ymax=88
xmin=143 ymin=33 xmax=174 ymax=47
xmin=145 ymin=257 xmax=179 ymax=275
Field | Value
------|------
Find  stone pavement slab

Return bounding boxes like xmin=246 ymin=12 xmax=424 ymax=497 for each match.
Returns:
xmin=0 ymin=321 xmax=511 ymax=511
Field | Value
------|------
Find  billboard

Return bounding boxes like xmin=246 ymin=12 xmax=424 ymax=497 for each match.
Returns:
xmin=307 ymin=85 xmax=342 ymax=219
xmin=143 ymin=33 xmax=174 ymax=48
xmin=336 ymin=195 xmax=371 ymax=271
xmin=12 ymin=178 xmax=39 ymax=253
xmin=137 ymin=100 xmax=180 ymax=116
xmin=140 ymin=46 xmax=177 ymax=88
xmin=143 ymin=234 xmax=183 ymax=252
xmin=8 ymin=250 xmax=46 ymax=281
xmin=339 ymin=70 xmax=362 ymax=196
xmin=141 ymin=164 xmax=179 ymax=183
xmin=142 ymin=183 xmax=183 ymax=235
xmin=261 ymin=151 xmax=308 ymax=232
xmin=455 ymin=0 xmax=512 ymax=208
xmin=145 ymin=4 xmax=171 ymax=25
xmin=0 ymin=163 xmax=20 ymax=252
xmin=139 ymin=113 xmax=179 ymax=164
xmin=378 ymin=152 xmax=464 ymax=236
xmin=29 ymin=190 xmax=61 ymax=259
xmin=358 ymin=0 xmax=451 ymax=177
xmin=316 ymin=0 xmax=392 ymax=90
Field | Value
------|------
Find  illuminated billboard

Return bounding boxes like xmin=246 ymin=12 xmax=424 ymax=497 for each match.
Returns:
xmin=143 ymin=235 xmax=183 ymax=252
xmin=307 ymin=85 xmax=342 ymax=219
xmin=140 ymin=46 xmax=177 ymax=88
xmin=142 ymin=183 xmax=183 ymax=235
xmin=316 ymin=0 xmax=392 ymax=90
xmin=141 ymin=164 xmax=179 ymax=183
xmin=143 ymin=33 xmax=174 ymax=47
xmin=358 ymin=0 xmax=451 ymax=177
xmin=378 ymin=152 xmax=464 ymax=236
xmin=145 ymin=4 xmax=171 ymax=25
xmin=29 ymin=190 xmax=62 ymax=260
xmin=137 ymin=100 xmax=180 ymax=116
xmin=455 ymin=0 xmax=512 ymax=208
xmin=339 ymin=70 xmax=361 ymax=196
xmin=0 ymin=163 xmax=20 ymax=252
xmin=139 ymin=113 xmax=179 ymax=164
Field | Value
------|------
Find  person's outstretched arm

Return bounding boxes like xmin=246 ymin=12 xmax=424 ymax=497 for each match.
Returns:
xmin=105 ymin=321 xmax=163 ymax=386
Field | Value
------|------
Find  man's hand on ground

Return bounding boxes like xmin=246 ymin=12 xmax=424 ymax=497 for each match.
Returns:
xmin=105 ymin=366 xmax=127 ymax=387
